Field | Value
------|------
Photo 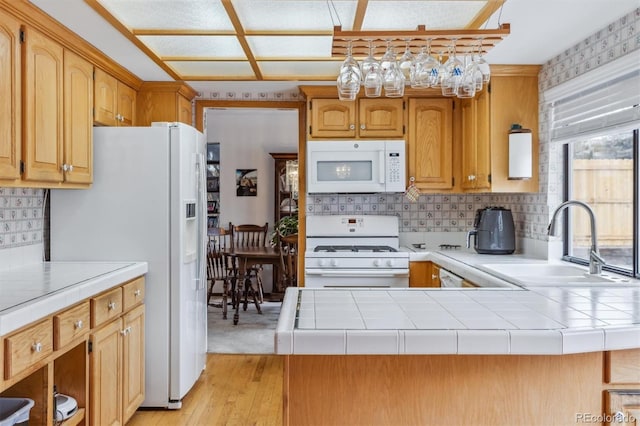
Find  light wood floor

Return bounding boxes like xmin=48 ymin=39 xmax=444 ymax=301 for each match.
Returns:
xmin=127 ymin=354 xmax=283 ymax=426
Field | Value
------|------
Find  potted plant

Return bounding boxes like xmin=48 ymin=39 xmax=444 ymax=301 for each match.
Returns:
xmin=270 ymin=215 xmax=298 ymax=247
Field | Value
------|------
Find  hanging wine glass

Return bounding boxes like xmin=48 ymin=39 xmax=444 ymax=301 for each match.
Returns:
xmin=411 ymin=45 xmax=429 ymax=88
xmin=457 ymin=55 xmax=477 ymax=98
xmin=431 ymin=50 xmax=446 ymax=88
xmin=472 ymin=44 xmax=485 ymax=91
xmin=398 ymin=39 xmax=415 ymax=83
xmin=337 ymin=40 xmax=361 ymax=101
xmin=475 ymin=39 xmax=491 ymax=84
xmin=361 ymin=40 xmax=382 ymax=97
xmin=381 ymin=40 xmax=405 ymax=98
xmin=441 ymin=41 xmax=463 ymax=97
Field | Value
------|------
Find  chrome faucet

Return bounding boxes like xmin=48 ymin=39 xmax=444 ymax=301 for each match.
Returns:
xmin=548 ymin=200 xmax=605 ymax=275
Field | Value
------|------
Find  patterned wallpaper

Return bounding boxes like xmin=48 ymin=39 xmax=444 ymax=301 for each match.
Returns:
xmin=0 ymin=188 xmax=45 ymax=249
xmin=0 ymin=7 xmax=637 ymax=251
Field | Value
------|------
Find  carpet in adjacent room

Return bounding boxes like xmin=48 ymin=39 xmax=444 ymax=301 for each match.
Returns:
xmin=207 ymin=300 xmax=281 ymax=354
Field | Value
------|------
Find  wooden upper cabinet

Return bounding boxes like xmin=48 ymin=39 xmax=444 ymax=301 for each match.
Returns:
xmin=136 ymin=81 xmax=196 ymax=126
xmin=358 ymin=98 xmax=404 ymax=137
xmin=22 ymin=26 xmax=64 ymax=183
xmin=0 ymin=10 xmax=21 ymax=180
xmin=94 ymin=68 xmax=136 ymax=126
xmin=309 ymin=98 xmax=356 ymax=138
xmin=308 ymin=98 xmax=403 ymax=139
xmin=489 ymin=72 xmax=539 ymax=193
xmin=461 ymin=90 xmax=490 ymax=191
xmin=63 ymin=50 xmax=93 ymax=184
xmin=407 ymin=98 xmax=453 ymax=191
xmin=117 ymin=81 xmax=136 ymax=126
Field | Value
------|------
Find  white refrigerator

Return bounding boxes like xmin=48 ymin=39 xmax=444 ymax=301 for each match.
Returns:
xmin=50 ymin=122 xmax=207 ymax=409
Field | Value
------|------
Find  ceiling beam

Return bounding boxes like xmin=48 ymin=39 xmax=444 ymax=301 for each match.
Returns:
xmin=220 ymin=0 xmax=263 ymax=80
xmin=467 ymin=0 xmax=506 ymax=29
xmin=83 ymin=0 xmax=182 ymax=81
xmin=352 ymin=0 xmax=368 ymax=31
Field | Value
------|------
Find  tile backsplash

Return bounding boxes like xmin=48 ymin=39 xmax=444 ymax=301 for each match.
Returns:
xmin=0 ymin=188 xmax=45 ymax=249
xmin=307 ymin=192 xmax=548 ymax=240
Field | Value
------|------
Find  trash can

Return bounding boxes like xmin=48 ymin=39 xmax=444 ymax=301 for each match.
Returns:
xmin=0 ymin=398 xmax=35 ymax=426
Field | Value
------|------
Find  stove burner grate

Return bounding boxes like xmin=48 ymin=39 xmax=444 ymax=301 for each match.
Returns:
xmin=439 ymin=244 xmax=461 ymax=250
xmin=313 ymin=245 xmax=398 ymax=253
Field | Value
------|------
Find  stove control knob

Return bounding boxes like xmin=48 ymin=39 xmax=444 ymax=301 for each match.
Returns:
xmin=373 ymin=259 xmax=381 ymax=267
xmin=318 ymin=259 xmax=326 ymax=267
xmin=330 ymin=259 xmax=338 ymax=267
xmin=386 ymin=259 xmax=394 ymax=267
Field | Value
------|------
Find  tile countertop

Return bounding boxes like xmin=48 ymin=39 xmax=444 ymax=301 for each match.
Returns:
xmin=276 ymin=251 xmax=640 ymax=356
xmin=0 ymin=261 xmax=148 ymax=336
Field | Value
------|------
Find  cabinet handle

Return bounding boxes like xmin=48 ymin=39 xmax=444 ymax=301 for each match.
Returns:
xmin=468 ymin=175 xmax=476 ymax=181
xmin=116 ymin=113 xmax=121 ymax=121
xmin=349 ymin=124 xmax=355 ymax=130
xmin=432 ymin=274 xmax=438 ymax=280
xmin=108 ymin=301 xmax=117 ymax=310
xmin=32 ymin=342 xmax=42 ymax=353
xmin=360 ymin=124 xmax=366 ymax=130
xmin=74 ymin=320 xmax=83 ymax=329
xmin=134 ymin=289 xmax=141 ymax=297
xmin=62 ymin=164 xmax=68 ymax=172
xmin=68 ymin=164 xmax=73 ymax=172
xmin=121 ymin=326 xmax=132 ymax=336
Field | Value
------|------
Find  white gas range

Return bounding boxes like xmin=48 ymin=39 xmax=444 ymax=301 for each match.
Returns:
xmin=305 ymin=215 xmax=410 ymax=288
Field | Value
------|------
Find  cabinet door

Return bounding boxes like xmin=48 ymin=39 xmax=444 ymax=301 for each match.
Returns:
xmin=122 ymin=305 xmax=145 ymax=424
xmin=0 ymin=11 xmax=21 ymax=180
xmin=474 ymin=89 xmax=491 ymax=190
xmin=94 ymin=68 xmax=118 ymax=126
xmin=90 ymin=318 xmax=123 ymax=426
xmin=178 ymin=94 xmax=193 ymax=125
xmin=63 ymin=50 xmax=93 ymax=184
xmin=460 ymin=98 xmax=476 ymax=190
xmin=117 ymin=82 xmax=136 ymax=126
xmin=309 ymin=99 xmax=356 ymax=138
xmin=408 ymin=98 xmax=453 ymax=190
xmin=22 ymin=26 xmax=64 ymax=182
xmin=358 ymin=98 xmax=404 ymax=137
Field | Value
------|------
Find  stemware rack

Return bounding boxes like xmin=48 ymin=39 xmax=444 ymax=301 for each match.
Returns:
xmin=331 ymin=24 xmax=510 ymax=58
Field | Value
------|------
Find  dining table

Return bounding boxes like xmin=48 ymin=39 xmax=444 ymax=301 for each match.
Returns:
xmin=228 ymin=246 xmax=281 ymax=325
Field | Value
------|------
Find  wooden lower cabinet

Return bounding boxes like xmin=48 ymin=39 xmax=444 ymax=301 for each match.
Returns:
xmin=0 ymin=276 xmax=145 ymax=426
xmin=90 ymin=302 xmax=145 ymax=426
xmin=409 ymin=261 xmax=440 ymax=287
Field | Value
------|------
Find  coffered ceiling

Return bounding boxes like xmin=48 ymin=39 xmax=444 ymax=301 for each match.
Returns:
xmin=29 ymin=0 xmax=640 ymax=87
xmin=85 ymin=0 xmax=506 ymax=81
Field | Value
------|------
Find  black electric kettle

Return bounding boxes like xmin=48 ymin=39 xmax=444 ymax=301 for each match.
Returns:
xmin=466 ymin=207 xmax=515 ymax=254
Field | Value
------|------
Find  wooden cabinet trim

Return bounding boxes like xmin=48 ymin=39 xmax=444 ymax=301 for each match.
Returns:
xmin=0 ymin=9 xmax=21 ymax=180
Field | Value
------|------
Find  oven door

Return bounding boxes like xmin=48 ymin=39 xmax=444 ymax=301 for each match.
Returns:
xmin=305 ymin=268 xmax=410 ymax=288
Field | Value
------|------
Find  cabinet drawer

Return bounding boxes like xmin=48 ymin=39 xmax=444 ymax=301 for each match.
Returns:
xmin=123 ymin=277 xmax=145 ymax=311
xmin=91 ymin=287 xmax=123 ymax=328
xmin=606 ymin=349 xmax=640 ymax=384
xmin=54 ymin=301 xmax=90 ymax=350
xmin=4 ymin=318 xmax=53 ymax=379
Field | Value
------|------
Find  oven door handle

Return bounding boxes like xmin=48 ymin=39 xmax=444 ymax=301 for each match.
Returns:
xmin=305 ymin=269 xmax=409 ymax=278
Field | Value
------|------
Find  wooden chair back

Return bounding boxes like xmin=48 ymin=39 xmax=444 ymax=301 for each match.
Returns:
xmin=207 ymin=227 xmax=235 ymax=306
xmin=279 ymin=233 xmax=298 ymax=289
xmin=230 ymin=222 xmax=269 ymax=249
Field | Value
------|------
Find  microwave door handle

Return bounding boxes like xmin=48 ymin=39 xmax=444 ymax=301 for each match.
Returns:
xmin=379 ymin=151 xmax=385 ymax=184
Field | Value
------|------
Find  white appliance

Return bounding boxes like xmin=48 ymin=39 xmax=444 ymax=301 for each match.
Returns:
xmin=305 ymin=215 xmax=409 ymax=288
xmin=439 ymin=268 xmax=464 ymax=288
xmin=307 ymin=140 xmax=406 ymax=193
xmin=50 ymin=123 xmax=207 ymax=409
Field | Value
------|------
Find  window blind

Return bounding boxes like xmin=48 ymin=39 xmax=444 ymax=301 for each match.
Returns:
xmin=550 ymin=68 xmax=640 ymax=141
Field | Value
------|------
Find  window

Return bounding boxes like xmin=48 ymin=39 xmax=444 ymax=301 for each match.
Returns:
xmin=564 ymin=130 xmax=637 ymax=275
xmin=549 ymin=54 xmax=640 ymax=277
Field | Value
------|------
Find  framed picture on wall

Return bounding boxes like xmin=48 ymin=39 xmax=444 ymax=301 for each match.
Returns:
xmin=236 ymin=169 xmax=257 ymax=196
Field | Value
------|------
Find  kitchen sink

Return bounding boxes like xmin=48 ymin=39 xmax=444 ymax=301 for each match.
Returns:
xmin=477 ymin=263 xmax=635 ymax=287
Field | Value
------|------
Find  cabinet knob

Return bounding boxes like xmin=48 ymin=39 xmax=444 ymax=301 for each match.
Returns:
xmin=32 ymin=342 xmax=42 ymax=353
xmin=349 ymin=124 xmax=355 ymax=130
xmin=134 ymin=289 xmax=141 ymax=297
xmin=432 ymin=274 xmax=438 ymax=280
xmin=468 ymin=175 xmax=476 ymax=181
xmin=360 ymin=124 xmax=366 ymax=130
xmin=68 ymin=164 xmax=73 ymax=172
xmin=108 ymin=301 xmax=117 ymax=310
xmin=121 ymin=326 xmax=132 ymax=336
xmin=116 ymin=113 xmax=122 ymax=121
xmin=74 ymin=320 xmax=83 ymax=329
xmin=62 ymin=164 xmax=68 ymax=172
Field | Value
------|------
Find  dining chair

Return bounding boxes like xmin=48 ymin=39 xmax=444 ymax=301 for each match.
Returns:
xmin=207 ymin=227 xmax=236 ymax=319
xmin=278 ymin=233 xmax=298 ymax=291
xmin=230 ymin=222 xmax=269 ymax=306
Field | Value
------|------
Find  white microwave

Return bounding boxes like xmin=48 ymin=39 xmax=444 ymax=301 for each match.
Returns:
xmin=307 ymin=140 xmax=406 ymax=193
